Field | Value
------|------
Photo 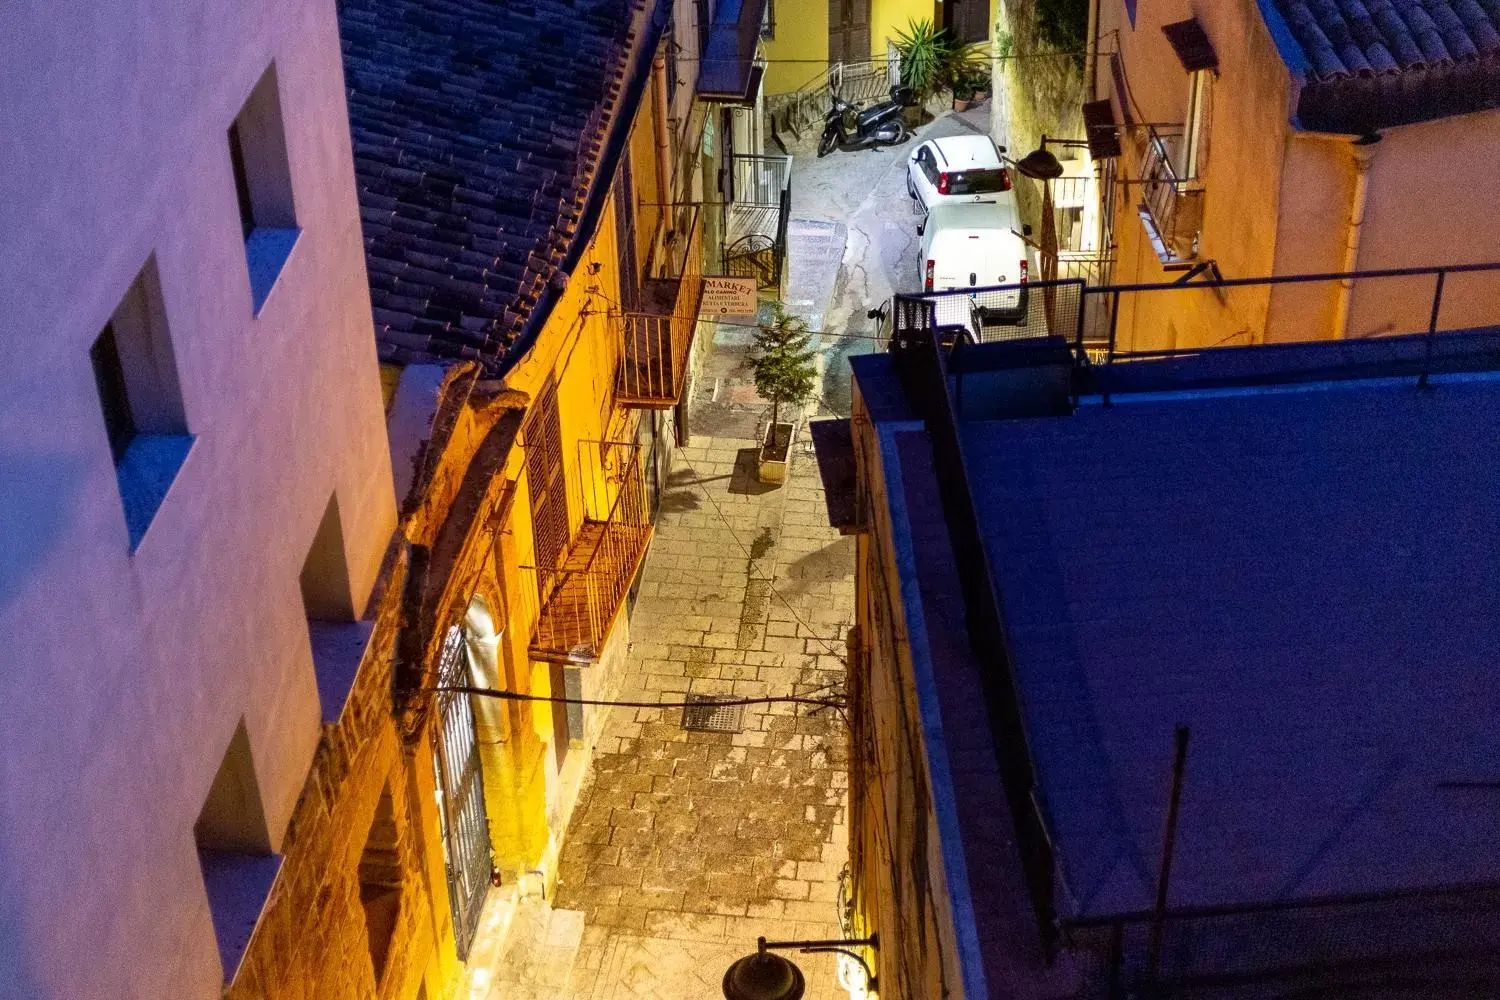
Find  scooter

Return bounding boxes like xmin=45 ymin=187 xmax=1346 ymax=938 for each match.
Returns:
xmin=816 ymin=85 xmax=914 ymax=158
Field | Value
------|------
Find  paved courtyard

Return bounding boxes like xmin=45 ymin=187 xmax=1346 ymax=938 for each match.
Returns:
xmin=472 ymin=435 xmax=857 ymax=999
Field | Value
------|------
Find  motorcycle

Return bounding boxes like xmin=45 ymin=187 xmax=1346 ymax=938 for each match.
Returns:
xmin=816 ymin=85 xmax=914 ymax=158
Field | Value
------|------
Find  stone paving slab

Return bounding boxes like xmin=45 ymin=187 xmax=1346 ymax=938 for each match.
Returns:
xmin=478 ymin=435 xmax=856 ymax=1000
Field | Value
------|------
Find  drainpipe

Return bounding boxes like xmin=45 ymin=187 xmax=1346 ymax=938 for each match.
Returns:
xmin=653 ymin=53 xmax=673 ymax=230
xmin=1334 ymin=132 xmax=1382 ymax=339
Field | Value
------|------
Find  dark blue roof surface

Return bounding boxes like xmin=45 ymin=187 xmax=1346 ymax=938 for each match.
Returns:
xmin=339 ymin=0 xmax=637 ymax=368
xmin=962 ymin=375 xmax=1500 ymax=917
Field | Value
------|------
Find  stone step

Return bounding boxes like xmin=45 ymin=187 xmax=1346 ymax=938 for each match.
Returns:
xmin=482 ymin=900 xmax=587 ymax=999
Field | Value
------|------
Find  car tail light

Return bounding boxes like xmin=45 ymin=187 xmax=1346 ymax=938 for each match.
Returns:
xmin=925 ymin=259 xmax=935 ymax=291
xmin=937 ymin=172 xmax=950 ymax=195
xmin=1018 ymin=259 xmax=1029 ymax=284
xmin=1000 ymin=167 xmax=1012 ymax=191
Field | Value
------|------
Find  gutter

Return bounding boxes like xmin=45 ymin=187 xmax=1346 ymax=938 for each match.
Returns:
xmin=500 ymin=0 xmax=673 ymax=374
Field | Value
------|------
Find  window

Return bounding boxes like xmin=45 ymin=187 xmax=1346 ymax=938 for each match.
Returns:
xmin=196 ymin=721 xmax=281 ymax=983
xmin=90 ymin=325 xmax=135 ymax=462
xmin=1126 ymin=0 xmax=1137 ymax=28
xmin=227 ymin=122 xmax=256 ymax=239
xmin=762 ymin=0 xmax=775 ymax=39
xmin=300 ymin=495 xmax=356 ymax=622
xmin=359 ymin=786 xmax=402 ymax=985
xmin=92 ymin=260 xmax=192 ymax=550
xmin=229 ymin=64 xmax=300 ymax=313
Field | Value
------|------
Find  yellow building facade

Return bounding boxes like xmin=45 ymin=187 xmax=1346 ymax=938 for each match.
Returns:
xmin=220 ymin=2 xmax=718 ymax=997
xmin=1094 ymin=0 xmax=1500 ymax=352
xmin=762 ymin=0 xmax=982 ymax=95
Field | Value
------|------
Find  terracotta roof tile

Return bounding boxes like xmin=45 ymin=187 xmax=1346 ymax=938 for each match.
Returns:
xmin=339 ymin=0 xmax=639 ymax=370
xmin=1268 ymin=1 xmax=1500 ymax=130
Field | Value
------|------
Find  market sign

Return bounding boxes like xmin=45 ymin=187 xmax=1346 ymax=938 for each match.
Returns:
xmin=700 ymin=275 xmax=758 ymax=318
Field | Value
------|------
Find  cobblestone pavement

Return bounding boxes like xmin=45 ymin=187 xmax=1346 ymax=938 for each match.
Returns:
xmin=476 ymin=436 xmax=857 ymax=999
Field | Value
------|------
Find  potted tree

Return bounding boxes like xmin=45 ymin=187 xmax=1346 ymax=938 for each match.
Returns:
xmin=749 ymin=305 xmax=818 ymax=484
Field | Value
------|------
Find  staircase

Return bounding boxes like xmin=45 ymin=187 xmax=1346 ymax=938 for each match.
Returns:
xmin=767 ymin=58 xmax=900 ymax=148
xmin=470 ymin=899 xmax=588 ymax=1000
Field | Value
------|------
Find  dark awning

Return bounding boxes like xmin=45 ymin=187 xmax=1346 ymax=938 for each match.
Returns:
xmin=697 ymin=0 xmax=770 ymax=103
xmin=1082 ymin=99 xmax=1121 ymax=159
xmin=1162 ymin=18 xmax=1219 ymax=73
xmin=808 ymin=419 xmax=862 ymax=534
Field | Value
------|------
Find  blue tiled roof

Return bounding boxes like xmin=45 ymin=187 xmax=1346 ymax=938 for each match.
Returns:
xmin=339 ymin=0 xmax=638 ymax=368
xmin=963 ymin=375 xmax=1500 ymax=917
xmin=1267 ymin=1 xmax=1500 ymax=130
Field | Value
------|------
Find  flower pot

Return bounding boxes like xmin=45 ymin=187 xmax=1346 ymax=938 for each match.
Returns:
xmin=952 ymin=97 xmax=970 ymax=111
xmin=758 ymin=421 xmax=795 ymax=484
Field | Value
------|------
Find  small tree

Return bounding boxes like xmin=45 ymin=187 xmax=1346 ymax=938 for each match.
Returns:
xmin=749 ymin=305 xmax=818 ymax=452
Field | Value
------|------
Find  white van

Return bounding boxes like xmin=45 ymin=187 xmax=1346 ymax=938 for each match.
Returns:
xmin=918 ymin=200 xmax=1030 ymax=326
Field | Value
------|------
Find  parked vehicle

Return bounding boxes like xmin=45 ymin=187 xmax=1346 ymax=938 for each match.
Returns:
xmin=817 ymin=85 xmax=914 ymax=158
xmin=906 ymin=134 xmax=1012 ymax=213
xmin=917 ymin=200 xmax=1030 ymax=325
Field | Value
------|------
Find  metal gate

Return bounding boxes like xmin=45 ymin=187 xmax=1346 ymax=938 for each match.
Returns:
xmin=432 ymin=624 xmax=492 ymax=959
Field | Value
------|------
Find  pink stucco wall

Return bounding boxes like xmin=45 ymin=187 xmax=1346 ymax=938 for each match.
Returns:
xmin=0 ymin=1 xmax=395 ymax=997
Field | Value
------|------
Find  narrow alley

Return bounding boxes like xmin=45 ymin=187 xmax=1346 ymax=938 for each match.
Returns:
xmin=467 ymin=433 xmax=856 ymax=1000
xmin=464 ymin=102 xmax=994 ymax=1000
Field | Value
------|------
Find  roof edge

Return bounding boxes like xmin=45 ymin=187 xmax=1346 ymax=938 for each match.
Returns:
xmin=1255 ymin=0 xmax=1310 ymax=77
xmin=497 ymin=0 xmax=673 ymax=377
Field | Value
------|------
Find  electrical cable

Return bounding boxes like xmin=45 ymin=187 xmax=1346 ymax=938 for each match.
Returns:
xmin=661 ymin=50 xmax=1087 ymax=65
xmin=433 ymin=684 xmax=850 ymax=728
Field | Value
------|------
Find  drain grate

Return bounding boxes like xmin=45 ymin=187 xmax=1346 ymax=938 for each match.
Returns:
xmin=681 ymin=694 xmax=744 ymax=734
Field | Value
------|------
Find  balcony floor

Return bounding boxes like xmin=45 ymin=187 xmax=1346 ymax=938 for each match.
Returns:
xmin=531 ymin=519 xmax=653 ymax=662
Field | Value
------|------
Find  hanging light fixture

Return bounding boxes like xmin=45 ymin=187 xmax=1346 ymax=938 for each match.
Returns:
xmin=721 ymin=935 xmax=879 ymax=1000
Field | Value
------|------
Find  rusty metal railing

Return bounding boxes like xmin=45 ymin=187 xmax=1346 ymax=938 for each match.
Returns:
xmin=523 ymin=441 xmax=652 ymax=662
xmin=617 ymin=206 xmax=703 ymax=408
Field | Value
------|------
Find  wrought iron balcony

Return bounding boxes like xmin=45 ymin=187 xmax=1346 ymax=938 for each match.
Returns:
xmin=1133 ymin=125 xmax=1203 ymax=265
xmin=723 ymin=153 xmax=792 ymax=293
xmin=617 ymin=206 xmax=703 ymax=408
xmin=524 ymin=441 xmax=652 ymax=663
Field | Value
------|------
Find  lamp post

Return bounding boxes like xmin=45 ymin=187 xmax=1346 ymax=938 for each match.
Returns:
xmin=722 ymin=935 xmax=880 ymax=1000
xmin=1013 ymin=140 xmax=1065 ymax=332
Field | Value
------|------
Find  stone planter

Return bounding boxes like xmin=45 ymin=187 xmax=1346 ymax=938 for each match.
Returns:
xmin=758 ymin=421 xmax=795 ymax=484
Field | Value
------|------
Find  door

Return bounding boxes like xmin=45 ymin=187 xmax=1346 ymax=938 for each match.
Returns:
xmin=943 ymin=0 xmax=990 ymax=43
xmin=525 ymin=378 xmax=569 ymax=603
xmin=432 ymin=625 xmax=492 ymax=959
xmin=828 ymin=0 xmax=871 ymax=65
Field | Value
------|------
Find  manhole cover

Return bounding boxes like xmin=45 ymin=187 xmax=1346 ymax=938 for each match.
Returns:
xmin=681 ymin=694 xmax=744 ymax=734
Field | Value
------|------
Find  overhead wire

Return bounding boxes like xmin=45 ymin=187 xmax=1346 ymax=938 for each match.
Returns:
xmin=434 ymin=685 xmax=851 ymax=728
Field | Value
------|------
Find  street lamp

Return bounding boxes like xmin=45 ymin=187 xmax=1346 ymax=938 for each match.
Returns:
xmin=1014 ymin=145 xmax=1064 ymax=181
xmin=722 ymin=935 xmax=880 ymax=1000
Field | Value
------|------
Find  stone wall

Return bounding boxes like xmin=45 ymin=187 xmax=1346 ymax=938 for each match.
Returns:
xmin=226 ymin=548 xmax=459 ymax=1000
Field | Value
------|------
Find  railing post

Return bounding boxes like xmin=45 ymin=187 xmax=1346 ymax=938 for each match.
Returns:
xmin=1419 ymin=268 xmax=1445 ymax=390
xmin=1102 ymin=289 xmax=1121 ymax=407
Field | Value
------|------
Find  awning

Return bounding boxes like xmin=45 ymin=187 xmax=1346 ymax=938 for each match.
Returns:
xmin=1162 ymin=18 xmax=1218 ymax=73
xmin=1082 ymin=99 xmax=1121 ymax=160
xmin=697 ymin=0 xmax=770 ymax=104
xmin=808 ymin=419 xmax=862 ymax=534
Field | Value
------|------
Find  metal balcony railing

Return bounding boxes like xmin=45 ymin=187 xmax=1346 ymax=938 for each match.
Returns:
xmin=724 ymin=153 xmax=792 ymax=292
xmin=523 ymin=441 xmax=653 ymax=663
xmin=617 ymin=206 xmax=704 ymax=408
xmin=1133 ymin=125 xmax=1202 ymax=264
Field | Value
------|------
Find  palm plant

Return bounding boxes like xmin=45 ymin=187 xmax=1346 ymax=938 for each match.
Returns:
xmin=749 ymin=304 xmax=818 ymax=448
xmin=894 ymin=19 xmax=953 ymax=102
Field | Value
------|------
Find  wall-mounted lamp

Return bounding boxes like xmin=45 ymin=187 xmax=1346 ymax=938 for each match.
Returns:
xmin=721 ymin=934 xmax=879 ymax=1000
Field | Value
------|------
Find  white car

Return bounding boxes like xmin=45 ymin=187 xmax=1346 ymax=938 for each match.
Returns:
xmin=918 ymin=200 xmax=1030 ymax=326
xmin=906 ymin=134 xmax=1012 ymax=213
